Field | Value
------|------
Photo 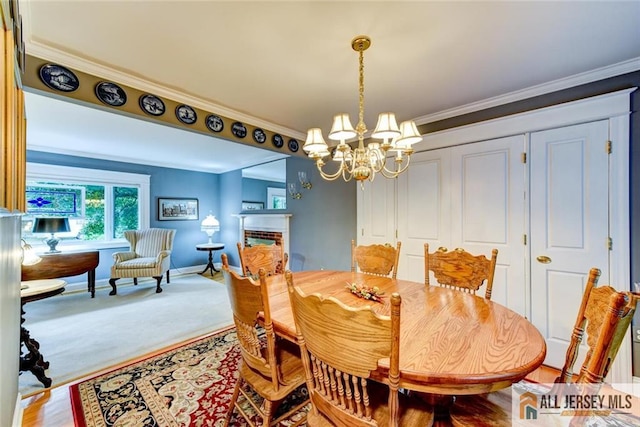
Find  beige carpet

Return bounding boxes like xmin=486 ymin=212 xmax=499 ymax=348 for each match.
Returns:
xmin=19 ymin=272 xmax=233 ymax=397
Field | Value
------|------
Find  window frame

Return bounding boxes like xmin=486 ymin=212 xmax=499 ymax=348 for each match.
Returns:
xmin=25 ymin=163 xmax=150 ymax=250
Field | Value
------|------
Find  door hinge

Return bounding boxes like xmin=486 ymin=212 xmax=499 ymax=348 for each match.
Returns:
xmin=521 ymin=152 xmax=527 ymax=163
xmin=606 ymin=140 xmax=612 ymax=154
xmin=361 ymin=228 xmax=364 ymax=236
xmin=523 ymin=234 xmax=527 ymax=245
xmin=608 ymin=237 xmax=613 ymax=251
xmin=395 ymin=229 xmax=398 ymax=239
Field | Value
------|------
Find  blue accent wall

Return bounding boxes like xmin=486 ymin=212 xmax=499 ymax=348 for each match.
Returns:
xmin=242 ymin=178 xmax=284 ymax=207
xmin=27 ymin=150 xmax=221 ymax=280
xmin=26 ymin=150 xmax=359 ymax=282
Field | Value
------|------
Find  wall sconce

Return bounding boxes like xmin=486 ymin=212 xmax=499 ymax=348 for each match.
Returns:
xmin=21 ymin=239 xmax=42 ymax=266
xmin=298 ymin=171 xmax=312 ymax=190
xmin=288 ymin=183 xmax=302 ymax=199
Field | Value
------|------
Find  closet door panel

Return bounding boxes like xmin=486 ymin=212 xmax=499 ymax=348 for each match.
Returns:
xmin=397 ymin=149 xmax=451 ymax=282
xmin=450 ymin=135 xmax=526 ymax=315
xmin=529 ymin=120 xmax=610 ymax=369
xmin=357 ymin=175 xmax=395 ymax=246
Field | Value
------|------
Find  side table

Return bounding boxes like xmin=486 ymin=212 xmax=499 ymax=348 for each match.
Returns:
xmin=21 ymin=250 xmax=99 ymax=297
xmin=196 ymin=243 xmax=225 ymax=276
xmin=20 ymin=279 xmax=66 ymax=388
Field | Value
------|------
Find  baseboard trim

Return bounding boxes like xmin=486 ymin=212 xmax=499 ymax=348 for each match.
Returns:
xmin=60 ymin=263 xmax=240 ymax=295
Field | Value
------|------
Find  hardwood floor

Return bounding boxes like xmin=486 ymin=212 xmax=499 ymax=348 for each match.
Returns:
xmin=20 ymin=346 xmax=560 ymax=427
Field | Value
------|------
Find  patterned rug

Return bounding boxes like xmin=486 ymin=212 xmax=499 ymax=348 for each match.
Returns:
xmin=70 ymin=326 xmax=309 ymax=426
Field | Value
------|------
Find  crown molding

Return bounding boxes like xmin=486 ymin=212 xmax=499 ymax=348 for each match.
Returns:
xmin=25 ymin=41 xmax=307 ymax=140
xmin=25 ymin=40 xmax=640 ymax=134
xmin=414 ymin=57 xmax=640 ymax=125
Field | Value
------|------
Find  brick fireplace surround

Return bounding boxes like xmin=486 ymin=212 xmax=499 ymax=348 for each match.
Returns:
xmin=236 ymin=214 xmax=291 ymax=257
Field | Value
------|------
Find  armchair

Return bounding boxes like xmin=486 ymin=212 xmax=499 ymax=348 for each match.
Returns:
xmin=109 ymin=228 xmax=176 ymax=295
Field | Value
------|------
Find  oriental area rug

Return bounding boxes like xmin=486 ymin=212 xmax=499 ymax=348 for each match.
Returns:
xmin=70 ymin=326 xmax=309 ymax=426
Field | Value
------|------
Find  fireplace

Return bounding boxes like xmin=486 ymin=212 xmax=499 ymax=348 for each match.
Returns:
xmin=244 ymin=230 xmax=282 ymax=247
xmin=236 ymin=214 xmax=291 ymax=256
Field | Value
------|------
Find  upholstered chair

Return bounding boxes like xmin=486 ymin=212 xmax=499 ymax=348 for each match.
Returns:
xmin=109 ymin=228 xmax=176 ymax=295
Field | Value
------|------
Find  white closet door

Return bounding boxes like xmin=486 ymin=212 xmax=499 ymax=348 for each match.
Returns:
xmin=450 ymin=135 xmax=527 ymax=314
xmin=529 ymin=120 xmax=610 ymax=369
xmin=397 ymin=149 xmax=451 ymax=281
xmin=357 ymin=174 xmax=396 ymax=246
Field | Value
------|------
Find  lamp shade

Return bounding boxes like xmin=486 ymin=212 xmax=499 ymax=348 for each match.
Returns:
xmin=372 ymin=112 xmax=401 ymax=140
xmin=328 ymin=113 xmax=357 ymax=141
xmin=201 ymin=214 xmax=220 ymax=244
xmin=393 ymin=120 xmax=423 ymax=148
xmin=33 ymin=217 xmax=70 ymax=234
xmin=303 ymin=128 xmax=329 ymax=155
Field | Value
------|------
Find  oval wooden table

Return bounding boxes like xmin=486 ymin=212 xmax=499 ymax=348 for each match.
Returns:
xmin=265 ymin=270 xmax=547 ymax=424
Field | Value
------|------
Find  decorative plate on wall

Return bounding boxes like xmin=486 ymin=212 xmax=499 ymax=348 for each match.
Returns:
xmin=95 ymin=81 xmax=127 ymax=107
xmin=288 ymin=139 xmax=299 ymax=153
xmin=253 ymin=128 xmax=266 ymax=144
xmin=176 ymin=104 xmax=197 ymax=125
xmin=231 ymin=122 xmax=247 ymax=138
xmin=139 ymin=94 xmax=165 ymax=116
xmin=39 ymin=64 xmax=79 ymax=92
xmin=205 ymin=114 xmax=224 ymax=133
xmin=272 ymin=134 xmax=284 ymax=148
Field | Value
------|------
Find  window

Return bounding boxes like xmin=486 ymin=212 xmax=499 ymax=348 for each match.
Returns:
xmin=24 ymin=163 xmax=150 ymax=250
xmin=267 ymin=187 xmax=286 ymax=209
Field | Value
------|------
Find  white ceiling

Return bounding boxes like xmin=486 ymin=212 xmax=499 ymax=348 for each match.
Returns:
xmin=20 ymin=1 xmax=640 ymax=174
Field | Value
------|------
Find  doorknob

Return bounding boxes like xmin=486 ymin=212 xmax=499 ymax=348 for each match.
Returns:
xmin=536 ymin=255 xmax=552 ymax=264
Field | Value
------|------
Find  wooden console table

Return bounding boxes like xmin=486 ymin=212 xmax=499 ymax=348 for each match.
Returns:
xmin=22 ymin=250 xmax=100 ymax=298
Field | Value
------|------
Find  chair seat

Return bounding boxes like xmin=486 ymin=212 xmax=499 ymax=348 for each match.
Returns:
xmin=116 ymin=257 xmax=158 ymax=269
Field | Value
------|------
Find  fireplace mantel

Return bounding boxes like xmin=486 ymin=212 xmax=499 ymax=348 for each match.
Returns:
xmin=235 ymin=213 xmax=292 ymax=256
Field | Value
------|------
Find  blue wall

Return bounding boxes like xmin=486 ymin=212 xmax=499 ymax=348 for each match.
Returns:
xmin=242 ymin=178 xmax=284 ymax=207
xmin=27 ymin=151 xmax=222 ymax=280
xmin=26 ymin=151 xmax=359 ymax=283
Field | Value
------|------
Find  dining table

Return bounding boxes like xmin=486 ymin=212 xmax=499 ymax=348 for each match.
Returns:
xmin=265 ymin=270 xmax=547 ymax=424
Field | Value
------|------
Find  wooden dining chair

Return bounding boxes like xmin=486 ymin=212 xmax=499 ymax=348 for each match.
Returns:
xmin=285 ymin=270 xmax=434 ymax=426
xmin=237 ymin=242 xmax=288 ymax=277
xmin=450 ymin=267 xmax=640 ymax=426
xmin=221 ymin=254 xmax=308 ymax=427
xmin=424 ymin=243 xmax=498 ymax=300
xmin=351 ymin=240 xmax=402 ymax=278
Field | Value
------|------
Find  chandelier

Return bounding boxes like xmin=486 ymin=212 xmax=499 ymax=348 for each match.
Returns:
xmin=302 ymin=35 xmax=422 ymax=185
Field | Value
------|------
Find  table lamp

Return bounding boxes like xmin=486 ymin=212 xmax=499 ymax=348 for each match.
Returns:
xmin=21 ymin=239 xmax=42 ymax=266
xmin=33 ymin=217 xmax=70 ymax=253
xmin=201 ymin=213 xmax=220 ymax=244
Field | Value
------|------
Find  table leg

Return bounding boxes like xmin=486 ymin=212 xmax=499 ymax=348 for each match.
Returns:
xmin=19 ymin=305 xmax=52 ymax=388
xmin=199 ymin=249 xmax=218 ymax=276
xmin=415 ymin=393 xmax=455 ymax=427
xmin=88 ymin=269 xmax=96 ymax=298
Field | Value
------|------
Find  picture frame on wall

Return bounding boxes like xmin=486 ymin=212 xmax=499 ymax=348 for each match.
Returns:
xmin=158 ymin=197 xmax=198 ymax=221
xmin=242 ymin=201 xmax=264 ymax=211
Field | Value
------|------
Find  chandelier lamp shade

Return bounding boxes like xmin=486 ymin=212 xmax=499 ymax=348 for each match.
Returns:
xmin=201 ymin=213 xmax=220 ymax=244
xmin=303 ymin=35 xmax=423 ymax=185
